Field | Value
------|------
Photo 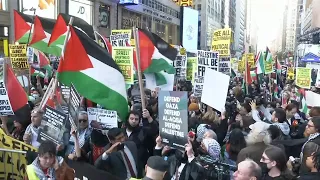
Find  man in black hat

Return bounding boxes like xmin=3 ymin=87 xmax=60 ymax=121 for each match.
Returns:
xmin=131 ymin=156 xmax=168 ymax=180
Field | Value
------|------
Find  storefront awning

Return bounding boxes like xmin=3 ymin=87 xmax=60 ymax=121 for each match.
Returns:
xmin=301 ymin=52 xmax=320 ymax=63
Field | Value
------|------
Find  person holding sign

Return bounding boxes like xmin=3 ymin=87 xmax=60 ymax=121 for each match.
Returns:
xmin=65 ymin=111 xmax=92 ymax=161
xmin=23 ymin=108 xmax=44 ymax=148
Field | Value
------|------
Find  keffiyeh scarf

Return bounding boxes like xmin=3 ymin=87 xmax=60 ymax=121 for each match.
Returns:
xmin=203 ymin=138 xmax=221 ymax=162
xmin=300 ymin=133 xmax=320 ymax=160
xmin=31 ymin=156 xmax=64 ymax=180
xmin=68 ymin=128 xmax=91 ymax=153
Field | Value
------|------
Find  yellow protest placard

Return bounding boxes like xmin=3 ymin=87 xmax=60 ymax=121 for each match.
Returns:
xmin=295 ymin=67 xmax=311 ymax=89
xmin=212 ymin=28 xmax=232 ymax=41
xmin=186 ymin=57 xmax=197 ymax=81
xmin=264 ymin=61 xmax=273 ymax=74
xmin=238 ymin=58 xmax=245 ymax=73
xmin=0 ymin=128 xmax=37 ymax=179
xmin=245 ymin=53 xmax=255 ymax=68
xmin=9 ymin=44 xmax=29 ymax=69
xmin=211 ymin=40 xmax=230 ymax=56
xmin=287 ymin=67 xmax=295 ymax=80
xmin=112 ymin=47 xmax=134 ymax=84
xmin=111 ymin=29 xmax=135 ymax=47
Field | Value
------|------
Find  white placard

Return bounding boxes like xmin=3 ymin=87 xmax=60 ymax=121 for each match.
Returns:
xmin=0 ymin=64 xmax=13 ymax=116
xmin=306 ymin=91 xmax=320 ymax=107
xmin=87 ymin=107 xmax=118 ymax=129
xmin=201 ymin=68 xmax=230 ymax=112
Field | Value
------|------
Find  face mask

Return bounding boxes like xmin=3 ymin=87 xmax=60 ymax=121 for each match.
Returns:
xmin=260 ymin=163 xmax=270 ymax=174
xmin=32 ymin=94 xmax=40 ymax=99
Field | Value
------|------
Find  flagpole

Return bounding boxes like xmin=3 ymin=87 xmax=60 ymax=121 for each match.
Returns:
xmin=26 ymin=9 xmax=37 ymax=96
xmin=50 ymin=17 xmax=74 ymax=98
xmin=39 ymin=17 xmax=74 ymax=109
xmin=132 ymin=27 xmax=146 ymax=110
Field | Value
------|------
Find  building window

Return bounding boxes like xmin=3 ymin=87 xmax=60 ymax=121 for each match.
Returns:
xmin=197 ymin=4 xmax=201 ymax=10
xmin=0 ymin=0 xmax=7 ymax=10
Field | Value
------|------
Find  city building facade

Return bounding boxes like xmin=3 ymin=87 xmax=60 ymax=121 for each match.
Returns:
xmin=1 ymin=0 xmax=181 ymax=56
xmin=193 ymin=0 xmax=223 ymax=50
xmin=228 ymin=0 xmax=236 ymax=54
xmin=285 ymin=0 xmax=298 ymax=52
xmin=245 ymin=0 xmax=257 ymax=54
xmin=234 ymin=0 xmax=245 ymax=57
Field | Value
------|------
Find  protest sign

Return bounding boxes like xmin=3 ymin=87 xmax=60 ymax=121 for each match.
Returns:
xmin=158 ymin=91 xmax=188 ymax=150
xmin=211 ymin=40 xmax=230 ymax=56
xmin=0 ymin=129 xmax=37 ymax=180
xmin=173 ymin=55 xmax=187 ymax=78
xmin=0 ymin=63 xmax=13 ymax=116
xmin=287 ymin=67 xmax=295 ymax=80
xmin=110 ymin=34 xmax=130 ymax=47
xmin=37 ymin=106 xmax=67 ymax=145
xmin=111 ymin=29 xmax=134 ymax=46
xmin=281 ymin=66 xmax=288 ymax=77
xmin=238 ymin=58 xmax=245 ymax=73
xmin=245 ymin=53 xmax=255 ymax=68
xmin=87 ymin=108 xmax=118 ymax=129
xmin=295 ymin=67 xmax=311 ymax=89
xmin=26 ymin=47 xmax=34 ymax=63
xmin=9 ymin=44 xmax=29 ymax=69
xmin=201 ymin=68 xmax=230 ymax=112
xmin=231 ymin=58 xmax=238 ymax=73
xmin=219 ymin=56 xmax=231 ymax=75
xmin=68 ymin=84 xmax=81 ymax=129
xmin=212 ymin=28 xmax=232 ymax=41
xmin=112 ymin=47 xmax=134 ymax=84
xmin=186 ymin=52 xmax=197 ymax=81
xmin=194 ymin=50 xmax=219 ymax=97
xmin=264 ymin=61 xmax=273 ymax=74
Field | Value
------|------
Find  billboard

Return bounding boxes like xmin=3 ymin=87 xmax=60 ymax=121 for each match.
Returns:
xmin=69 ymin=0 xmax=93 ymax=25
xmin=119 ymin=0 xmax=139 ymax=5
xmin=181 ymin=7 xmax=199 ymax=51
xmin=20 ymin=0 xmax=56 ymax=19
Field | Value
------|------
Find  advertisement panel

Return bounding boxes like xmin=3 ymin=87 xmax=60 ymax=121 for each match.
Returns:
xmin=69 ymin=0 xmax=93 ymax=25
xmin=182 ymin=7 xmax=198 ymax=51
xmin=20 ymin=0 xmax=56 ymax=19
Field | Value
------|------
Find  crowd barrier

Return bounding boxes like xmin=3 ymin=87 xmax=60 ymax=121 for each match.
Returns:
xmin=0 ymin=148 xmax=27 ymax=180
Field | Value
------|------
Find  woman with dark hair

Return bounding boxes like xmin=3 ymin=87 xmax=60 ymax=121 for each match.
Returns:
xmin=299 ymin=150 xmax=320 ymax=179
xmin=260 ymin=146 xmax=293 ymax=180
xmin=221 ymin=128 xmax=246 ymax=166
xmin=300 ymin=117 xmax=320 ymax=173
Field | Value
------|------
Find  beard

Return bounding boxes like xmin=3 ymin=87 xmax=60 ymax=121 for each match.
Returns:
xmin=126 ymin=121 xmax=139 ymax=131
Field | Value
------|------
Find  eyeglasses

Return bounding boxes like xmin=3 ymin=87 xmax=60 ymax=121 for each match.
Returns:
xmin=79 ymin=119 xmax=88 ymax=123
xmin=261 ymin=156 xmax=270 ymax=162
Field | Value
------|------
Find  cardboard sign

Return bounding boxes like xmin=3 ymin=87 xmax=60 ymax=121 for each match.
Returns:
xmin=87 ymin=108 xmax=118 ymax=129
xmin=173 ymin=55 xmax=187 ymax=78
xmin=68 ymin=84 xmax=81 ymax=129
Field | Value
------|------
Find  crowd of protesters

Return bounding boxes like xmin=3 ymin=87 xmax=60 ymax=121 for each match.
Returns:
xmin=1 ymin=72 xmax=320 ymax=180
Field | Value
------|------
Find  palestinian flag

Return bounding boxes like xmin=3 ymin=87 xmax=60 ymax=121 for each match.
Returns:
xmin=6 ymin=64 xmax=31 ymax=127
xmin=32 ymin=49 xmax=53 ymax=78
xmin=245 ymin=61 xmax=252 ymax=84
xmin=94 ymin=31 xmax=112 ymax=54
xmin=14 ymin=10 xmax=33 ymax=43
xmin=255 ymin=51 xmax=265 ymax=74
xmin=30 ymin=67 xmax=45 ymax=78
xmin=57 ymin=27 xmax=128 ymax=121
xmin=265 ymin=47 xmax=273 ymax=63
xmin=136 ymin=29 xmax=177 ymax=87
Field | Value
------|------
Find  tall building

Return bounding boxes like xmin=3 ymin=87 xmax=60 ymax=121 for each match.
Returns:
xmin=299 ymin=0 xmax=320 ymax=44
xmin=229 ymin=0 xmax=236 ymax=54
xmin=285 ymin=0 xmax=299 ymax=52
xmin=281 ymin=3 xmax=288 ymax=52
xmin=234 ymin=0 xmax=245 ymax=57
xmin=245 ymin=0 xmax=258 ymax=54
xmin=193 ymin=0 xmax=223 ymax=50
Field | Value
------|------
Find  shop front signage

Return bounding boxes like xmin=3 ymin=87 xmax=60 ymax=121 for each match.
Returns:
xmin=69 ymin=0 xmax=93 ymax=25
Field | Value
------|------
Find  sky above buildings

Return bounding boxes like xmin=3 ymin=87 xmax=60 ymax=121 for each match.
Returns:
xmin=253 ymin=0 xmax=287 ymax=51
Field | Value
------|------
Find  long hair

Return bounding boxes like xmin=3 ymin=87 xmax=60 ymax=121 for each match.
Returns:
xmin=228 ymin=128 xmax=246 ymax=161
xmin=202 ymin=110 xmax=220 ymax=124
xmin=264 ymin=146 xmax=287 ymax=172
